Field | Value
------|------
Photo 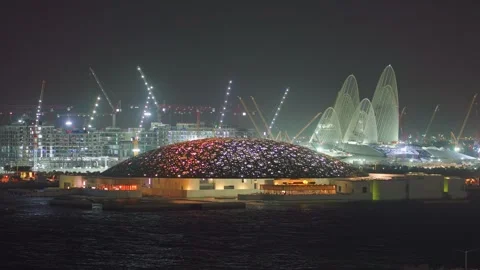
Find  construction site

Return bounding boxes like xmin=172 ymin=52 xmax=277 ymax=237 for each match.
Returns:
xmin=1 ymin=65 xmax=479 ymax=174
xmin=0 ymin=67 xmax=311 ymax=173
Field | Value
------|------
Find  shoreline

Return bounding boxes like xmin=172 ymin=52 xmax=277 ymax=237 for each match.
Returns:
xmin=48 ymin=196 xmax=246 ymax=212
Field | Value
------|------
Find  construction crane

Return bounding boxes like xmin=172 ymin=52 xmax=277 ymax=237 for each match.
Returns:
xmin=450 ymin=131 xmax=457 ymax=143
xmin=86 ymin=95 xmax=102 ymax=128
xmin=455 ymin=93 xmax=478 ymax=150
xmin=399 ymin=106 xmax=407 ymax=140
xmin=275 ymin=131 xmax=282 ymax=141
xmin=89 ymin=67 xmax=120 ymax=128
xmin=33 ymin=80 xmax=46 ymax=171
xmin=238 ymin=97 xmax=262 ymax=137
xmin=284 ymin=131 xmax=291 ymax=143
xmin=250 ymin=96 xmax=274 ymax=139
xmin=137 ymin=66 xmax=161 ymax=124
xmin=269 ymin=87 xmax=289 ymax=132
xmin=290 ymin=112 xmax=322 ymax=144
xmin=218 ymin=80 xmax=233 ymax=129
xmin=423 ymin=104 xmax=439 ymax=143
xmin=399 ymin=106 xmax=407 ymax=122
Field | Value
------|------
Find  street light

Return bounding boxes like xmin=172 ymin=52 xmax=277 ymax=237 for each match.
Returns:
xmin=455 ymin=248 xmax=478 ymax=270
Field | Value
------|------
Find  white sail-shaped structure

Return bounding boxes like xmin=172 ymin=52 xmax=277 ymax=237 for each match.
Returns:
xmin=333 ymin=75 xmax=360 ymax=137
xmin=372 ymin=65 xmax=399 ymax=143
xmin=343 ymin=99 xmax=378 ymax=144
xmin=312 ymin=65 xmax=400 ymax=146
xmin=310 ymin=107 xmax=342 ymax=144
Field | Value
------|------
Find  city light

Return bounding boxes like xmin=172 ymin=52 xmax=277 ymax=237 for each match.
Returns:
xmin=87 ymin=95 xmax=102 ymax=129
xmin=269 ymin=87 xmax=289 ymax=131
xmin=218 ymin=80 xmax=233 ymax=129
xmin=65 ymin=120 xmax=72 ymax=126
xmin=137 ymin=65 xmax=160 ymax=127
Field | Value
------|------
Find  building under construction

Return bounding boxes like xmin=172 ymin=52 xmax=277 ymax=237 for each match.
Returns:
xmin=0 ymin=122 xmax=254 ymax=172
xmin=0 ymin=67 xmax=311 ymax=172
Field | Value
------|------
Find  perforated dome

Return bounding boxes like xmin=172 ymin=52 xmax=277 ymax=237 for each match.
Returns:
xmin=101 ymin=138 xmax=357 ymax=178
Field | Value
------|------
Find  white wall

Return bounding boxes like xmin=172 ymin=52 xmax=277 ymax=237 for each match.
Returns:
xmin=446 ymin=177 xmax=467 ymax=199
xmin=373 ymin=179 xmax=407 ymax=201
xmin=406 ymin=175 xmax=443 ymax=200
xmin=334 ymin=180 xmax=353 ymax=194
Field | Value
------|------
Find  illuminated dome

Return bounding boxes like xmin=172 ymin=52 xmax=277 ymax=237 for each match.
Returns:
xmin=101 ymin=138 xmax=357 ymax=178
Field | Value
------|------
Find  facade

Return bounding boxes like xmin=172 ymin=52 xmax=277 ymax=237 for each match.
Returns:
xmin=240 ymin=173 xmax=466 ymax=201
xmin=60 ymin=138 xmax=357 ymax=198
xmin=0 ymin=123 xmax=255 ymax=171
xmin=311 ymin=65 xmax=399 ymax=146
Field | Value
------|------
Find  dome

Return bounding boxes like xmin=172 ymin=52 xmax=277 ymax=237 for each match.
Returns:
xmin=101 ymin=138 xmax=357 ymax=178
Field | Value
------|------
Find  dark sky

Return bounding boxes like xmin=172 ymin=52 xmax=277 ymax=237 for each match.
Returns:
xmin=1 ymin=1 xmax=480 ymax=136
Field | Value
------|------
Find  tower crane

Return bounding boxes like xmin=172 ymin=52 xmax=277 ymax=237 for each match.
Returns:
xmin=284 ymin=131 xmax=291 ymax=143
xmin=399 ymin=106 xmax=406 ymax=140
xmin=86 ymin=95 xmax=102 ymax=129
xmin=218 ymin=80 xmax=233 ymax=129
xmin=250 ymin=96 xmax=274 ymax=139
xmin=450 ymin=132 xmax=457 ymax=143
xmin=455 ymin=93 xmax=478 ymax=150
xmin=33 ymin=80 xmax=46 ymax=171
xmin=89 ymin=67 xmax=121 ymax=128
xmin=137 ymin=66 xmax=160 ymax=124
xmin=238 ymin=97 xmax=262 ymax=137
xmin=290 ymin=112 xmax=322 ymax=144
xmin=399 ymin=106 xmax=407 ymax=122
xmin=269 ymin=88 xmax=289 ymax=132
xmin=275 ymin=131 xmax=282 ymax=141
xmin=423 ymin=104 xmax=439 ymax=143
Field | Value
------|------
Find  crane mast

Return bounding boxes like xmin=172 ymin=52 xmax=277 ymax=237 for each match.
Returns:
xmin=456 ymin=93 xmax=478 ymax=148
xmin=137 ymin=66 xmax=160 ymax=124
xmin=284 ymin=131 xmax=291 ymax=143
xmin=89 ymin=67 xmax=119 ymax=128
xmin=218 ymin=80 xmax=233 ymax=129
xmin=291 ymin=112 xmax=322 ymax=144
xmin=86 ymin=95 xmax=102 ymax=128
xmin=250 ymin=96 xmax=274 ymax=139
xmin=33 ymin=80 xmax=46 ymax=171
xmin=398 ymin=106 xmax=407 ymax=141
xmin=238 ymin=97 xmax=262 ymax=137
xmin=269 ymin=87 xmax=289 ymax=131
xmin=423 ymin=104 xmax=439 ymax=143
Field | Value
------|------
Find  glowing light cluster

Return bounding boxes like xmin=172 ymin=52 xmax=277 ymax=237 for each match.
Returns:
xmin=33 ymin=80 xmax=46 ymax=170
xmin=269 ymin=88 xmax=289 ymax=131
xmin=35 ymin=100 xmax=42 ymax=128
xmin=218 ymin=80 xmax=233 ymax=129
xmin=101 ymin=138 xmax=357 ymax=178
xmin=87 ymin=95 xmax=102 ymax=128
xmin=34 ymin=81 xmax=46 ymax=130
xmin=137 ymin=66 xmax=159 ymax=128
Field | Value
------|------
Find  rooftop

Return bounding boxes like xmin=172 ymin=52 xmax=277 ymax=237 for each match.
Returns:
xmin=101 ymin=138 xmax=357 ymax=178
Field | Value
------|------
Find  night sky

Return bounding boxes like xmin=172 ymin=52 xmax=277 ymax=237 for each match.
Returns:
xmin=1 ymin=1 xmax=480 ymax=137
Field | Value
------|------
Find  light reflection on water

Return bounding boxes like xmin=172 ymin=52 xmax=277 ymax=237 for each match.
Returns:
xmin=1 ymin=198 xmax=479 ymax=269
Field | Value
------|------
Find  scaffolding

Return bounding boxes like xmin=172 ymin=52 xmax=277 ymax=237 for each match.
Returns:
xmin=0 ymin=123 xmax=256 ymax=171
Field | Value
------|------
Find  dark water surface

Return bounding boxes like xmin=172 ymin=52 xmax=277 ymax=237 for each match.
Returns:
xmin=1 ymin=198 xmax=479 ymax=269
